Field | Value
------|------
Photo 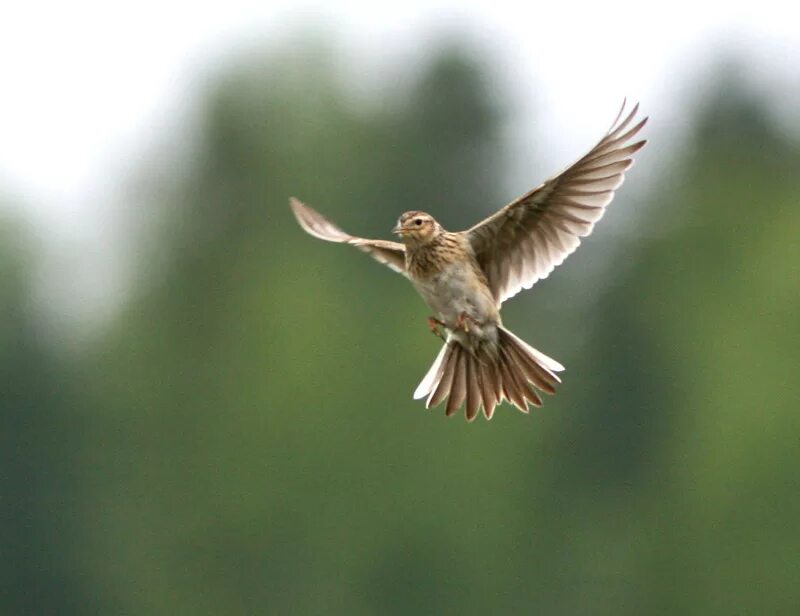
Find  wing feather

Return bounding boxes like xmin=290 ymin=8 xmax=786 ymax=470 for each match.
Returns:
xmin=466 ymin=101 xmax=647 ymax=303
xmin=290 ymin=198 xmax=406 ymax=275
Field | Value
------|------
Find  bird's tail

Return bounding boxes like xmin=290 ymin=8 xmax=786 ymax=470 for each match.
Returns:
xmin=413 ymin=326 xmax=564 ymax=421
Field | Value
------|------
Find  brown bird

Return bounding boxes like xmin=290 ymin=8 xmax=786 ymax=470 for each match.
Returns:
xmin=290 ymin=101 xmax=647 ymax=421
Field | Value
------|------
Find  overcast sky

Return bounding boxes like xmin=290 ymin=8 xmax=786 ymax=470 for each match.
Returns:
xmin=1 ymin=1 xmax=798 ymax=327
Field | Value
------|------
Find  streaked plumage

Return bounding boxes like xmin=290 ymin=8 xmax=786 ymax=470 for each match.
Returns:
xmin=290 ymin=101 xmax=647 ymax=421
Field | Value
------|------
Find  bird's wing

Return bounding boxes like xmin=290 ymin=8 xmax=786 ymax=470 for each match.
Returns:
xmin=466 ymin=101 xmax=647 ymax=304
xmin=290 ymin=198 xmax=407 ymax=275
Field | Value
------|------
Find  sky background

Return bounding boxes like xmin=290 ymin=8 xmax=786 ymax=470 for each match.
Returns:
xmin=1 ymin=0 xmax=799 ymax=325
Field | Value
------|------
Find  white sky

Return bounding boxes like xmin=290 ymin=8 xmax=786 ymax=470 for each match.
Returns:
xmin=0 ymin=0 xmax=798 ymax=330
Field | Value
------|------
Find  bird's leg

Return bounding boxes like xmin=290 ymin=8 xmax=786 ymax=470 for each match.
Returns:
xmin=455 ymin=311 xmax=482 ymax=333
xmin=427 ymin=316 xmax=447 ymax=341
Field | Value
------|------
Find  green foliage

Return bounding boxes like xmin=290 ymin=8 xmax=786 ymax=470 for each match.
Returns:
xmin=0 ymin=223 xmax=88 ymax=615
xmin=3 ymin=42 xmax=799 ymax=614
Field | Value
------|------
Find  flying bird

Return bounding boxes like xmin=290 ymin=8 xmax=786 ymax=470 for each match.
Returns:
xmin=290 ymin=101 xmax=647 ymax=421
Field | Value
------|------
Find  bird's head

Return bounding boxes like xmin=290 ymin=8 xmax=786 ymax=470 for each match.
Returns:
xmin=392 ymin=211 xmax=440 ymax=245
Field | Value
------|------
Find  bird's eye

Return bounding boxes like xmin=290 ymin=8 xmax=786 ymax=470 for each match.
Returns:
xmin=414 ymin=218 xmax=423 ymax=226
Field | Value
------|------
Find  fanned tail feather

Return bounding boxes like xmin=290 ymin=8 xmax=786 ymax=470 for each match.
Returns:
xmin=413 ymin=327 xmax=563 ymax=421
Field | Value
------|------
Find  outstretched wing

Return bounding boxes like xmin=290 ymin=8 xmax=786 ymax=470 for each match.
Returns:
xmin=290 ymin=198 xmax=407 ymax=275
xmin=467 ymin=101 xmax=648 ymax=304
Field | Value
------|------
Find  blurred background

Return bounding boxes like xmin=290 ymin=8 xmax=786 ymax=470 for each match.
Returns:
xmin=2 ymin=1 xmax=800 ymax=614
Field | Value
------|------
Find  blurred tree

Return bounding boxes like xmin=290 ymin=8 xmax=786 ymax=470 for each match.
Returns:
xmin=629 ymin=76 xmax=800 ymax=614
xmin=521 ymin=69 xmax=800 ymax=613
xmin=80 ymin=42 xmax=522 ymax=614
xmin=0 ymin=221 xmax=87 ymax=614
xmin=387 ymin=47 xmax=505 ymax=227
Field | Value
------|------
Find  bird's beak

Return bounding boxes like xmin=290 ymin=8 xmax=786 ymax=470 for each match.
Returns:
xmin=392 ymin=224 xmax=407 ymax=236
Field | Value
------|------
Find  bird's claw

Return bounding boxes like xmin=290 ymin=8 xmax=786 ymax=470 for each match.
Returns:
xmin=428 ymin=316 xmax=447 ymax=341
xmin=455 ymin=311 xmax=480 ymax=333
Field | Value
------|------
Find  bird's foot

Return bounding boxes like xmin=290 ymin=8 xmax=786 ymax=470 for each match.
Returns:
xmin=455 ymin=311 xmax=481 ymax=333
xmin=427 ymin=316 xmax=447 ymax=341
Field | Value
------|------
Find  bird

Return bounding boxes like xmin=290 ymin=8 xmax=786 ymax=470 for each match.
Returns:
xmin=290 ymin=100 xmax=647 ymax=421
